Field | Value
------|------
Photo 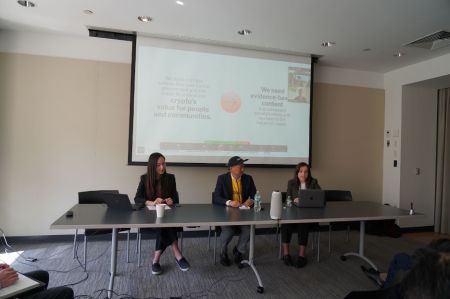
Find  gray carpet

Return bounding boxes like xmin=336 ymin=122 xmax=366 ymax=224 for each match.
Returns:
xmin=4 ymin=231 xmax=423 ymax=299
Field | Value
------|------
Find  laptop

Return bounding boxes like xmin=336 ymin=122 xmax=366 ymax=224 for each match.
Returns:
xmin=101 ymin=193 xmax=134 ymax=211
xmin=296 ymin=189 xmax=326 ymax=208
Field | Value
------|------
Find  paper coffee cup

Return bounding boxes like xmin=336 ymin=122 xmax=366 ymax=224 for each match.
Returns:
xmin=156 ymin=204 xmax=166 ymax=218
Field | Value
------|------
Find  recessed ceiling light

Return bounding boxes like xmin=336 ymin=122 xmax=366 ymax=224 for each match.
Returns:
xmin=17 ymin=0 xmax=35 ymax=7
xmin=321 ymin=41 xmax=336 ymax=47
xmin=394 ymin=52 xmax=405 ymax=57
xmin=238 ymin=29 xmax=252 ymax=36
xmin=176 ymin=1 xmax=185 ymax=5
xmin=83 ymin=10 xmax=94 ymax=15
xmin=138 ymin=16 xmax=153 ymax=22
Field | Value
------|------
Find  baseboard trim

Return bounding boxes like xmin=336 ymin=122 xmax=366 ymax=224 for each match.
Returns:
xmin=400 ymin=226 xmax=434 ymax=233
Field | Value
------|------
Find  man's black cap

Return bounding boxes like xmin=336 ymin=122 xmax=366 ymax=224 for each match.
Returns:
xmin=227 ymin=156 xmax=248 ymax=167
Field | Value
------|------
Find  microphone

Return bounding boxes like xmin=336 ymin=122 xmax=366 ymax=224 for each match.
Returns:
xmin=409 ymin=202 xmax=415 ymax=215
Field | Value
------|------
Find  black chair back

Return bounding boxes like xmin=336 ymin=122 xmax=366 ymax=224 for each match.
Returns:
xmin=325 ymin=190 xmax=352 ymax=202
xmin=78 ymin=190 xmax=121 ymax=236
xmin=78 ymin=190 xmax=119 ymax=204
xmin=281 ymin=191 xmax=287 ymax=203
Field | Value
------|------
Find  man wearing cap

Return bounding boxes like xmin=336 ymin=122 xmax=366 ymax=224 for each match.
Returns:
xmin=213 ymin=156 xmax=257 ymax=267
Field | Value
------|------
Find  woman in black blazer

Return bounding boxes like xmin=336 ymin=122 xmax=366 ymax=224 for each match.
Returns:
xmin=134 ymin=152 xmax=190 ymax=275
xmin=282 ymin=162 xmax=321 ymax=268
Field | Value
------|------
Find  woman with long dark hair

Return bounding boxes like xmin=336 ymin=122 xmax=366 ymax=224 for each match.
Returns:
xmin=281 ymin=162 xmax=321 ymax=268
xmin=134 ymin=152 xmax=190 ymax=275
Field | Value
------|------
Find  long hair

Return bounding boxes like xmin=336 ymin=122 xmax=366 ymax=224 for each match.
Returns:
xmin=145 ymin=152 xmax=167 ymax=199
xmin=293 ymin=162 xmax=312 ymax=187
xmin=401 ymin=238 xmax=450 ymax=299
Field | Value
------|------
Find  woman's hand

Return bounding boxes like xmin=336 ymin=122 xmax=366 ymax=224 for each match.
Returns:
xmin=165 ymin=198 xmax=174 ymax=206
xmin=293 ymin=197 xmax=300 ymax=204
xmin=145 ymin=198 xmax=164 ymax=206
xmin=154 ymin=198 xmax=164 ymax=205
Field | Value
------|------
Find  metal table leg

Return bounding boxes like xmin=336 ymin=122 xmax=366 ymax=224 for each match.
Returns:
xmin=240 ymin=224 xmax=264 ymax=294
xmin=341 ymin=221 xmax=378 ymax=270
xmin=107 ymin=228 xmax=118 ymax=299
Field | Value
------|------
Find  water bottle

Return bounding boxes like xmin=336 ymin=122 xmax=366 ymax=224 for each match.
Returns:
xmin=409 ymin=202 xmax=415 ymax=215
xmin=286 ymin=195 xmax=292 ymax=207
xmin=254 ymin=191 xmax=262 ymax=212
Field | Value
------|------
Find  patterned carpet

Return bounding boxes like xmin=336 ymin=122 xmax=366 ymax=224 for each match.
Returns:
xmin=1 ymin=230 xmax=423 ymax=299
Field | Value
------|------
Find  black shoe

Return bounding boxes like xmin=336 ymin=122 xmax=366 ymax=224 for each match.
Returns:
xmin=233 ymin=246 xmax=243 ymax=265
xmin=151 ymin=262 xmax=162 ymax=275
xmin=175 ymin=257 xmax=190 ymax=271
xmin=296 ymin=256 xmax=307 ymax=268
xmin=361 ymin=266 xmax=383 ymax=288
xmin=220 ymin=252 xmax=231 ymax=267
xmin=283 ymin=254 xmax=293 ymax=266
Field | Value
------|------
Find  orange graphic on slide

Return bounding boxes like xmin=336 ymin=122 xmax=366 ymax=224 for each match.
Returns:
xmin=220 ymin=92 xmax=241 ymax=113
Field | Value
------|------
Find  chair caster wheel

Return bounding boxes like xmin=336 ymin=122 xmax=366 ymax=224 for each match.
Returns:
xmin=257 ymin=286 xmax=264 ymax=293
xmin=340 ymin=255 xmax=347 ymax=261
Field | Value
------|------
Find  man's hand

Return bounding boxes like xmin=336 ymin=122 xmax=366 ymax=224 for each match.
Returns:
xmin=293 ymin=197 xmax=300 ymax=204
xmin=229 ymin=201 xmax=240 ymax=208
xmin=0 ymin=267 xmax=18 ymax=288
xmin=243 ymin=198 xmax=254 ymax=207
xmin=165 ymin=198 xmax=173 ymax=206
xmin=0 ymin=264 xmax=9 ymax=270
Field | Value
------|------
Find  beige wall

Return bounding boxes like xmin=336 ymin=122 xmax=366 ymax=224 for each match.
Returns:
xmin=0 ymin=52 xmax=385 ymax=236
xmin=312 ymin=83 xmax=385 ymax=203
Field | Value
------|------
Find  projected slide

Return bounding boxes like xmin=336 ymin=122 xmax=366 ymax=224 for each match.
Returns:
xmin=131 ymin=39 xmax=311 ymax=165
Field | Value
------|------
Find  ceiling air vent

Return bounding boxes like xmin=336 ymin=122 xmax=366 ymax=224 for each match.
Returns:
xmin=404 ymin=30 xmax=450 ymax=50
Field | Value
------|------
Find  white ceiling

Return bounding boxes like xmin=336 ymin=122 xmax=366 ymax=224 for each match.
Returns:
xmin=0 ymin=0 xmax=449 ymax=73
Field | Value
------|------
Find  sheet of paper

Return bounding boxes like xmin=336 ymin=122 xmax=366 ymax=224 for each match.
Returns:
xmin=147 ymin=205 xmax=172 ymax=211
xmin=0 ymin=273 xmax=41 ymax=299
xmin=239 ymin=205 xmax=251 ymax=210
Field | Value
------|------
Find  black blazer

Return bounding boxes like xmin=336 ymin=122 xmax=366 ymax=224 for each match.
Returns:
xmin=213 ymin=173 xmax=257 ymax=206
xmin=286 ymin=177 xmax=321 ymax=199
xmin=134 ymin=173 xmax=179 ymax=206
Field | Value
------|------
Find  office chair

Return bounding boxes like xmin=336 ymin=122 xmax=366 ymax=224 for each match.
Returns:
xmin=74 ymin=190 xmax=131 ymax=270
xmin=324 ymin=190 xmax=353 ymax=253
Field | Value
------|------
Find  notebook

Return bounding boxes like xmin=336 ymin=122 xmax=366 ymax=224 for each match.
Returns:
xmin=296 ymin=189 xmax=326 ymax=208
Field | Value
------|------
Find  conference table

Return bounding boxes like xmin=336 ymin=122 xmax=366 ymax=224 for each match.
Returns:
xmin=51 ymin=202 xmax=415 ymax=298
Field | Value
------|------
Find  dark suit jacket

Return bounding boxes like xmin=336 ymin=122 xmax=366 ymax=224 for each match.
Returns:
xmin=286 ymin=177 xmax=321 ymax=199
xmin=213 ymin=173 xmax=256 ymax=206
xmin=134 ymin=173 xmax=179 ymax=206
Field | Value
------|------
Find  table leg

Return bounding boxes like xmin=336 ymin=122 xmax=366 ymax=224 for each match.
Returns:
xmin=240 ymin=224 xmax=264 ymax=294
xmin=341 ymin=221 xmax=378 ymax=270
xmin=107 ymin=228 xmax=118 ymax=299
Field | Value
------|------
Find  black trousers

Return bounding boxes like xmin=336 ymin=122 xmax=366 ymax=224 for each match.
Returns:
xmin=155 ymin=227 xmax=182 ymax=253
xmin=18 ymin=270 xmax=73 ymax=299
xmin=281 ymin=223 xmax=309 ymax=246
